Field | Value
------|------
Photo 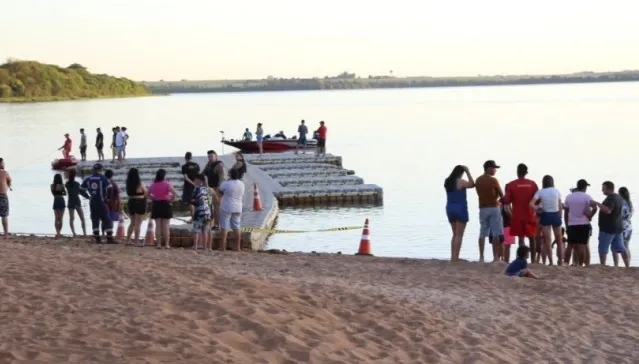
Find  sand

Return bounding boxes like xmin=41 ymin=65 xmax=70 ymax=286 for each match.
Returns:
xmin=0 ymin=237 xmax=638 ymax=364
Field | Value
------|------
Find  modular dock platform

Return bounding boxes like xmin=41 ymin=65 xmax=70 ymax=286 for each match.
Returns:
xmin=77 ymin=152 xmax=382 ymax=250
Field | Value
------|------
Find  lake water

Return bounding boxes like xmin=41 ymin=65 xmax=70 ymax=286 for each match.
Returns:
xmin=2 ymin=83 xmax=639 ymax=265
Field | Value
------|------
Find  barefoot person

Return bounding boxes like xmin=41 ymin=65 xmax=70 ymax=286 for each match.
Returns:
xmin=51 ymin=173 xmax=67 ymax=237
xmin=0 ymin=158 xmax=11 ymax=238
xmin=218 ymin=168 xmax=245 ymax=251
xmin=181 ymin=152 xmax=200 ymax=221
xmin=149 ymin=169 xmax=177 ymax=249
xmin=255 ymin=123 xmax=264 ymax=156
xmin=95 ymin=127 xmax=104 ymax=161
xmin=295 ymin=120 xmax=308 ymax=154
xmin=504 ymin=245 xmax=539 ymax=279
xmin=475 ymin=160 xmax=504 ymax=263
xmin=531 ymin=175 xmax=563 ymax=266
xmin=65 ymin=169 xmax=89 ymax=237
xmin=504 ymin=164 xmax=539 ymax=259
xmin=125 ymin=168 xmax=147 ymax=246
xmin=59 ymin=133 xmax=72 ymax=159
xmin=315 ymin=121 xmax=327 ymax=157
xmin=593 ymin=181 xmax=629 ymax=267
xmin=191 ymin=174 xmax=212 ymax=251
xmin=564 ymin=179 xmax=595 ymax=267
xmin=616 ymin=187 xmax=633 ymax=264
xmin=79 ymin=128 xmax=88 ymax=161
xmin=444 ymin=165 xmax=475 ymax=262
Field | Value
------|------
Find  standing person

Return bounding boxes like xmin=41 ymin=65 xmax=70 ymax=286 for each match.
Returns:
xmin=219 ymin=168 xmax=245 ymax=251
xmin=65 ymin=169 xmax=89 ymax=237
xmin=114 ymin=127 xmax=126 ymax=162
xmin=125 ymin=167 xmax=147 ymax=246
xmin=616 ymin=187 xmax=633 ymax=264
xmin=95 ymin=127 xmax=104 ymax=161
xmin=203 ymin=150 xmax=225 ymax=229
xmin=0 ymin=158 xmax=12 ymax=239
xmin=231 ymin=152 xmax=247 ymax=180
xmin=504 ymin=163 xmax=539 ymax=260
xmin=315 ymin=121 xmax=327 ymax=157
xmin=149 ymin=168 xmax=177 ymax=249
xmin=295 ymin=119 xmax=308 ymax=154
xmin=444 ymin=165 xmax=475 ymax=262
xmin=255 ymin=123 xmax=264 ymax=156
xmin=81 ymin=163 xmax=115 ymax=244
xmin=120 ymin=127 xmax=129 ymax=160
xmin=530 ymin=175 xmax=563 ymax=266
xmin=242 ymin=128 xmax=253 ymax=141
xmin=110 ymin=127 xmax=118 ymax=163
xmin=59 ymin=133 xmax=72 ymax=159
xmin=181 ymin=152 xmax=200 ymax=221
xmin=79 ymin=128 xmax=88 ymax=161
xmin=563 ymin=180 xmax=596 ymax=266
xmin=500 ymin=195 xmax=516 ymax=263
xmin=592 ymin=181 xmax=629 ymax=267
xmin=51 ymin=173 xmax=67 ymax=237
xmin=191 ymin=174 xmax=212 ymax=251
xmin=104 ymin=170 xmax=122 ymax=229
xmin=475 ymin=160 xmax=504 ymax=263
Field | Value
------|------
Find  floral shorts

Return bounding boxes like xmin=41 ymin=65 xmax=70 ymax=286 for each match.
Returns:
xmin=192 ymin=217 xmax=211 ymax=233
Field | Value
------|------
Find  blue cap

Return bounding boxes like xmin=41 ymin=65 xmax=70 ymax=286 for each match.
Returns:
xmin=93 ymin=163 xmax=103 ymax=171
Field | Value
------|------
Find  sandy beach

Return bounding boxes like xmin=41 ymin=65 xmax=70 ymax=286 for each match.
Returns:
xmin=0 ymin=237 xmax=638 ymax=363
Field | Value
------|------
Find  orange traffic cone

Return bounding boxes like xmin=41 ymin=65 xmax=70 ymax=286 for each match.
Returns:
xmin=144 ymin=219 xmax=155 ymax=246
xmin=355 ymin=218 xmax=373 ymax=256
xmin=116 ymin=214 xmax=126 ymax=239
xmin=253 ymin=183 xmax=263 ymax=211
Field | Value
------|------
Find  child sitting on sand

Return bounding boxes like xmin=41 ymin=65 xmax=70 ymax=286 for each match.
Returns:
xmin=505 ymin=246 xmax=539 ymax=278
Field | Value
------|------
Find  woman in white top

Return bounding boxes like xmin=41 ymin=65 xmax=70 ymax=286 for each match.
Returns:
xmin=530 ymin=175 xmax=564 ymax=266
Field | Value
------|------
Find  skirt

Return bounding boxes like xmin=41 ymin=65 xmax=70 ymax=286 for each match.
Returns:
xmin=53 ymin=196 xmax=66 ymax=210
xmin=127 ymin=198 xmax=148 ymax=215
xmin=151 ymin=200 xmax=173 ymax=220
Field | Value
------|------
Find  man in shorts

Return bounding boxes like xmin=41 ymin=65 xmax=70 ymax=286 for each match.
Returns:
xmin=295 ymin=119 xmax=308 ymax=154
xmin=593 ymin=181 xmax=629 ymax=267
xmin=475 ymin=160 xmax=504 ymax=263
xmin=315 ymin=121 xmax=327 ymax=157
xmin=0 ymin=158 xmax=12 ymax=238
xmin=79 ymin=128 xmax=88 ymax=161
xmin=191 ymin=174 xmax=212 ymax=250
xmin=181 ymin=151 xmax=200 ymax=220
xmin=564 ymin=179 xmax=596 ymax=266
xmin=504 ymin=163 xmax=539 ymax=260
xmin=218 ymin=168 xmax=245 ymax=251
xmin=95 ymin=127 xmax=104 ymax=161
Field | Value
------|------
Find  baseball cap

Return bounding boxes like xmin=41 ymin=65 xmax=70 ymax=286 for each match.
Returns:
xmin=483 ymin=160 xmax=500 ymax=169
xmin=576 ymin=179 xmax=590 ymax=189
xmin=93 ymin=163 xmax=103 ymax=171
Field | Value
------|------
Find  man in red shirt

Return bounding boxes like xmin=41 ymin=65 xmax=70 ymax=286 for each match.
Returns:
xmin=504 ymin=163 xmax=539 ymax=260
xmin=59 ymin=133 xmax=72 ymax=159
xmin=316 ymin=121 xmax=327 ymax=157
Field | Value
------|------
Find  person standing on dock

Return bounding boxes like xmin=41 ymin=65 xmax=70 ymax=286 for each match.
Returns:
xmin=316 ymin=121 xmax=327 ymax=157
xmin=114 ymin=127 xmax=127 ymax=162
xmin=295 ymin=120 xmax=308 ymax=154
xmin=81 ymin=163 xmax=115 ymax=244
xmin=181 ymin=152 xmax=200 ymax=220
xmin=59 ymin=133 xmax=72 ymax=159
xmin=79 ymin=129 xmax=88 ymax=161
xmin=110 ymin=127 xmax=118 ymax=163
xmin=475 ymin=160 xmax=504 ymax=263
xmin=120 ymin=127 xmax=129 ymax=160
xmin=219 ymin=168 xmax=245 ymax=251
xmin=0 ymin=158 xmax=12 ymax=239
xmin=255 ymin=123 xmax=264 ymax=156
xmin=203 ymin=150 xmax=225 ymax=229
xmin=95 ymin=128 xmax=104 ymax=161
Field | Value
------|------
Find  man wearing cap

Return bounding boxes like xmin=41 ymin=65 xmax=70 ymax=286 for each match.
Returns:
xmin=80 ymin=163 xmax=115 ymax=244
xmin=58 ymin=133 xmax=72 ymax=159
xmin=504 ymin=163 xmax=539 ymax=258
xmin=564 ymin=179 xmax=596 ymax=266
xmin=475 ymin=160 xmax=504 ymax=263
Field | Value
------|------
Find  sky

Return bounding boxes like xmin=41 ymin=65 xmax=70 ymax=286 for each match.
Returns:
xmin=2 ymin=0 xmax=638 ymax=81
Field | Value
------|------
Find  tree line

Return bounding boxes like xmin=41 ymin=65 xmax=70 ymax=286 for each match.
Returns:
xmin=144 ymin=71 xmax=639 ymax=94
xmin=0 ymin=60 xmax=150 ymax=102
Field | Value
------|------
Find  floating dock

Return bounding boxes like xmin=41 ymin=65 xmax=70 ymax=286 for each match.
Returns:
xmin=77 ymin=152 xmax=382 ymax=250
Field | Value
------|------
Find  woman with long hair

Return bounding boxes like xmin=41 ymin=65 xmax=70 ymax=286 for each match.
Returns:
xmin=255 ymin=123 xmax=264 ymax=156
xmin=51 ymin=173 xmax=67 ymax=237
xmin=148 ymin=168 xmax=177 ymax=249
xmin=125 ymin=168 xmax=148 ymax=246
xmin=231 ymin=152 xmax=247 ymax=180
xmin=616 ymin=187 xmax=633 ymax=264
xmin=530 ymin=175 xmax=563 ymax=265
xmin=65 ymin=169 xmax=88 ymax=236
xmin=444 ymin=165 xmax=475 ymax=262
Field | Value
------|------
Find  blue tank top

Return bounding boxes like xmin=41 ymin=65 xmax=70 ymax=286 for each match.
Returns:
xmin=446 ymin=187 xmax=467 ymax=208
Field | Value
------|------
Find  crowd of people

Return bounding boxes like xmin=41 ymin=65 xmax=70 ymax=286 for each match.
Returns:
xmin=445 ymin=161 xmax=633 ymax=273
xmin=242 ymin=120 xmax=328 ymax=156
xmin=58 ymin=127 xmax=130 ymax=163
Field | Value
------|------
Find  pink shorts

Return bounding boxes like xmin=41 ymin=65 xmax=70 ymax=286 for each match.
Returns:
xmin=503 ymin=227 xmax=516 ymax=246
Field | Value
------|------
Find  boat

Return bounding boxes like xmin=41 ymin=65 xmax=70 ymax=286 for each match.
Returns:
xmin=51 ymin=156 xmax=79 ymax=170
xmin=221 ymin=138 xmax=318 ymax=153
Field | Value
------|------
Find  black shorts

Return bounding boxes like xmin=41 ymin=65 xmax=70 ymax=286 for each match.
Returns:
xmin=151 ymin=200 xmax=173 ymax=219
xmin=128 ymin=198 xmax=147 ymax=215
xmin=182 ymin=183 xmax=194 ymax=204
xmin=567 ymin=224 xmax=591 ymax=244
xmin=317 ymin=139 xmax=326 ymax=148
xmin=80 ymin=145 xmax=87 ymax=154
xmin=96 ymin=145 xmax=103 ymax=151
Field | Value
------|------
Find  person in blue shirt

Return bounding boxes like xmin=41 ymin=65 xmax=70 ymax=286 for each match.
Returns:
xmin=80 ymin=163 xmax=115 ymax=244
xmin=505 ymin=245 xmax=539 ymax=278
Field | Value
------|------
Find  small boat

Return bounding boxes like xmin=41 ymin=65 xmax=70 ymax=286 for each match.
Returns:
xmin=51 ymin=156 xmax=79 ymax=170
xmin=221 ymin=138 xmax=318 ymax=153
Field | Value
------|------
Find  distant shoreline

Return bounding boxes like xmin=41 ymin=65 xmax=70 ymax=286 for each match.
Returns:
xmin=0 ymin=94 xmax=163 ymax=104
xmin=144 ymin=71 xmax=639 ymax=95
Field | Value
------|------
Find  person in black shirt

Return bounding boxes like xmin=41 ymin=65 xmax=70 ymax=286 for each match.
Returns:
xmin=593 ymin=181 xmax=629 ymax=267
xmin=202 ymin=150 xmax=225 ymax=229
xmin=181 ymin=151 xmax=200 ymax=219
xmin=95 ymin=128 xmax=104 ymax=161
